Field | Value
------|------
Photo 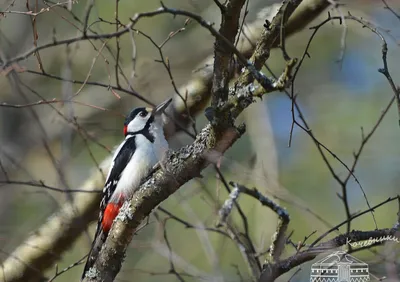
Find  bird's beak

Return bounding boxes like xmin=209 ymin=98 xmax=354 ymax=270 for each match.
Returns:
xmin=154 ymin=98 xmax=172 ymax=116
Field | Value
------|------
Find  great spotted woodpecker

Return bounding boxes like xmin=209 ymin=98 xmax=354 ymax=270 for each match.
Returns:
xmin=81 ymin=98 xmax=172 ymax=280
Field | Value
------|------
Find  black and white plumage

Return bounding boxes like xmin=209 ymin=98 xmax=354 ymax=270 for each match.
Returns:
xmin=81 ymin=98 xmax=172 ymax=281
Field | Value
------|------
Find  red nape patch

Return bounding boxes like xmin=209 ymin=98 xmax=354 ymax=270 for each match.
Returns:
xmin=102 ymin=202 xmax=123 ymax=233
xmin=123 ymin=125 xmax=128 ymax=136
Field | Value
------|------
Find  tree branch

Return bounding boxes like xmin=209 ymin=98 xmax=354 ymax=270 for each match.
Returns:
xmin=0 ymin=157 xmax=108 ymax=281
xmin=85 ymin=125 xmax=245 ymax=281
xmin=0 ymin=1 xmax=331 ymax=281
xmin=84 ymin=1 xmax=310 ymax=278
xmin=259 ymin=195 xmax=400 ymax=282
xmin=259 ymin=227 xmax=400 ymax=282
xmin=237 ymin=0 xmax=303 ymax=87
xmin=166 ymin=0 xmax=330 ymax=136
xmin=211 ymin=0 xmax=246 ymax=109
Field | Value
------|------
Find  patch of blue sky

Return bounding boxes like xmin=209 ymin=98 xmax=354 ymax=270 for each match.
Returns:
xmin=329 ymin=49 xmax=381 ymax=95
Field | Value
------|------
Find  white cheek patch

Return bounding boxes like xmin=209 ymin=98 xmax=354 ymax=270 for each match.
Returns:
xmin=127 ymin=118 xmax=147 ymax=132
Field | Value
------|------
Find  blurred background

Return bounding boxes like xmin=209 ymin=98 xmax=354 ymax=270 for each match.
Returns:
xmin=0 ymin=0 xmax=399 ymax=281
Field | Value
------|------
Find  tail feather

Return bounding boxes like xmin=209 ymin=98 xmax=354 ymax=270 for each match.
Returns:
xmin=81 ymin=227 xmax=107 ymax=281
xmin=81 ymin=202 xmax=124 ymax=280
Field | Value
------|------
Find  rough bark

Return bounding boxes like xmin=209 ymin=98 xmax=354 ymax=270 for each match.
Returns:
xmin=0 ymin=1 xmax=331 ymax=281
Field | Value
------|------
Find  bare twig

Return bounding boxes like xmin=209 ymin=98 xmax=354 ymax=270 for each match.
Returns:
xmin=0 ymin=156 xmax=109 ymax=281
xmin=287 ymin=12 xmax=400 ymax=236
xmin=382 ymin=0 xmax=400 ymax=21
xmin=47 ymin=256 xmax=87 ymax=282
xmin=83 ymin=0 xmax=94 ymax=36
xmin=0 ymin=1 xmax=334 ymax=280
xmin=114 ymin=0 xmax=121 ymax=87
xmin=153 ymin=214 xmax=185 ymax=282
xmin=128 ymin=3 xmax=280 ymax=92
xmin=1 ymin=25 xmax=134 ymax=69
xmin=214 ymin=168 xmax=262 ymax=279
xmin=158 ymin=207 xmax=230 ymax=238
xmin=236 ymin=0 xmax=303 ymax=87
xmin=0 ymin=180 xmax=101 ymax=194
xmin=227 ymin=182 xmax=290 ymax=262
xmin=85 ymin=124 xmax=246 ymax=281
xmin=309 ymin=196 xmax=399 ymax=247
xmin=0 ymin=1 xmax=71 ymax=16
xmin=259 ymin=224 xmax=400 ymax=282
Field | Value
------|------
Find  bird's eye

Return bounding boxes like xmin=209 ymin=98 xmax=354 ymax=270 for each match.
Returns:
xmin=139 ymin=111 xmax=147 ymax=118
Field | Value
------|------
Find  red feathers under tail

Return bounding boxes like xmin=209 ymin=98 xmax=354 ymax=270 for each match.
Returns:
xmin=81 ymin=202 xmax=123 ymax=281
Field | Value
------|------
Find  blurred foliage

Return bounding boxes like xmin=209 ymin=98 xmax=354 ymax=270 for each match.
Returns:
xmin=0 ymin=0 xmax=400 ymax=281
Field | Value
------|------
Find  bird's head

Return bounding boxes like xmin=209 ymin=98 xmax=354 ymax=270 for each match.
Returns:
xmin=123 ymin=98 xmax=172 ymax=136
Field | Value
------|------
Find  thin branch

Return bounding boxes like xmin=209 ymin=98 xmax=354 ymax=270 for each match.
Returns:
xmin=26 ymin=0 xmax=44 ymax=72
xmin=382 ymin=0 xmax=400 ymax=21
xmin=128 ymin=3 xmax=279 ymax=92
xmin=309 ymin=196 xmax=399 ymax=247
xmin=0 ymin=180 xmax=101 ymax=194
xmin=236 ymin=0 xmax=303 ymax=87
xmin=85 ymin=124 xmax=246 ymax=281
xmin=287 ymin=13 xmax=400 ymax=235
xmin=24 ymin=70 xmax=151 ymax=105
xmin=83 ymin=0 xmax=94 ymax=36
xmin=214 ymin=166 xmax=262 ymax=279
xmin=0 ymin=2 xmax=333 ymax=280
xmin=114 ymin=0 xmax=121 ymax=87
xmin=1 ymin=25 xmax=133 ymax=68
xmin=153 ymin=214 xmax=185 ymax=282
xmin=47 ymin=256 xmax=87 ymax=282
xmin=0 ymin=1 xmax=71 ymax=16
xmin=259 ymin=224 xmax=400 ymax=282
xmin=227 ymin=182 xmax=290 ymax=262
xmin=158 ymin=207 xmax=230 ymax=238
xmin=0 ymin=155 xmax=109 ymax=281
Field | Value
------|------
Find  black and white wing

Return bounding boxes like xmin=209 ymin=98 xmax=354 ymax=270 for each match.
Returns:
xmin=100 ymin=135 xmax=137 ymax=213
xmin=81 ymin=136 xmax=137 ymax=280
